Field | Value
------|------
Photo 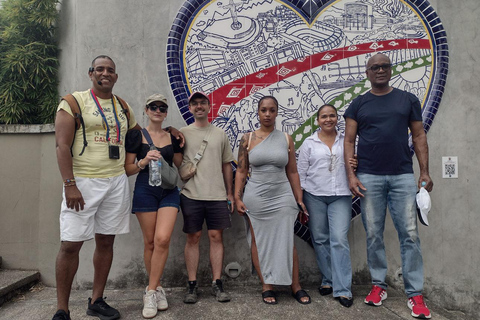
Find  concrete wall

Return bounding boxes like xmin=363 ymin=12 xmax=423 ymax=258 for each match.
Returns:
xmin=0 ymin=127 xmax=317 ymax=289
xmin=0 ymin=126 xmax=57 ymax=278
xmin=0 ymin=0 xmax=478 ymax=318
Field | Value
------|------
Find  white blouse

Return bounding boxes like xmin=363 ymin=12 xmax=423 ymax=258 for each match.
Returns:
xmin=297 ymin=131 xmax=351 ymax=197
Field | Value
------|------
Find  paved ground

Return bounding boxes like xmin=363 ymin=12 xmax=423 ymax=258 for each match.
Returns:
xmin=0 ymin=283 xmax=466 ymax=320
xmin=0 ymin=270 xmax=40 ymax=306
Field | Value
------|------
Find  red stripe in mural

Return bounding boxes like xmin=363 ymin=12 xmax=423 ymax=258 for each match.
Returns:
xmin=206 ymin=38 xmax=431 ymax=119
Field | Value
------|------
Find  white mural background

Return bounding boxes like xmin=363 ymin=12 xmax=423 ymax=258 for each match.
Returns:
xmin=167 ymin=0 xmax=448 ymax=220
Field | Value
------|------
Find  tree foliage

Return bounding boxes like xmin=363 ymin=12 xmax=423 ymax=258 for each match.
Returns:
xmin=0 ymin=0 xmax=59 ymax=124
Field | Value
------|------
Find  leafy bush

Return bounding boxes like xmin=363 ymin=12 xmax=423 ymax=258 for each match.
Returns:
xmin=0 ymin=0 xmax=59 ymax=124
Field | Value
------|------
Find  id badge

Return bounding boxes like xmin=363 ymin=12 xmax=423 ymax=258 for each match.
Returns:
xmin=109 ymin=145 xmax=120 ymax=159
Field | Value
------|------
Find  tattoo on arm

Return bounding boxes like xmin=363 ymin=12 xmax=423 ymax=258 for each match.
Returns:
xmin=237 ymin=135 xmax=249 ymax=170
xmin=237 ymin=177 xmax=246 ymax=198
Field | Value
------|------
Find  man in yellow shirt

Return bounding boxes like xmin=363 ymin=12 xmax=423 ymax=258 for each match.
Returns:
xmin=52 ymin=55 xmax=139 ymax=320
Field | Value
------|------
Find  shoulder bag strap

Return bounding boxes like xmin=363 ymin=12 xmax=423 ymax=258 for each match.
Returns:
xmin=192 ymin=125 xmax=213 ymax=165
xmin=247 ymin=132 xmax=253 ymax=151
xmin=114 ymin=95 xmax=130 ymax=129
xmin=141 ymin=128 xmax=155 ymax=148
xmin=61 ymin=93 xmax=87 ymax=156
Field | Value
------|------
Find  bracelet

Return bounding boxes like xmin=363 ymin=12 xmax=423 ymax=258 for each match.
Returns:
xmin=64 ymin=182 xmax=76 ymax=187
xmin=137 ymin=159 xmax=146 ymax=170
xmin=64 ymin=178 xmax=75 ymax=184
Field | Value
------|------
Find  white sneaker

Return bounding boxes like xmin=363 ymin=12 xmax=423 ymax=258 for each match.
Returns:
xmin=156 ymin=286 xmax=169 ymax=311
xmin=142 ymin=290 xmax=157 ymax=319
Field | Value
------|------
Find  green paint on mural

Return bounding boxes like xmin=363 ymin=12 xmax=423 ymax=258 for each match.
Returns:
xmin=292 ymin=54 xmax=432 ymax=149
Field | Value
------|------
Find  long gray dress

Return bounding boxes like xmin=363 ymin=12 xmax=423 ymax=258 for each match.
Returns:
xmin=243 ymin=129 xmax=298 ymax=285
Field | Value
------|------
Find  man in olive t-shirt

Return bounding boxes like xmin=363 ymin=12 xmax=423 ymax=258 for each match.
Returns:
xmin=179 ymin=91 xmax=234 ymax=304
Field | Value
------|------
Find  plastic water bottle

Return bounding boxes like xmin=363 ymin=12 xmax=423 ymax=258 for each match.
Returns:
xmin=148 ymin=146 xmax=162 ymax=187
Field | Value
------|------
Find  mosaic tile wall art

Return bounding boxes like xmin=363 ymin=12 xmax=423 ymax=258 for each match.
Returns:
xmin=167 ymin=0 xmax=448 ymax=218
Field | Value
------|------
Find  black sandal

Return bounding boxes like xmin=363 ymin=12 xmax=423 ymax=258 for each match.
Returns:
xmin=292 ymin=289 xmax=311 ymax=304
xmin=262 ymin=290 xmax=278 ymax=305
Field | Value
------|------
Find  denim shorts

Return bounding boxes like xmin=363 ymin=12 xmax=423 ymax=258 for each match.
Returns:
xmin=132 ymin=173 xmax=180 ymax=213
xmin=180 ymin=194 xmax=232 ymax=233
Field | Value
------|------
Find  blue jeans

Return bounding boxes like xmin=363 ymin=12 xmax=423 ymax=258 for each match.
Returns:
xmin=357 ymin=173 xmax=423 ymax=297
xmin=304 ymin=191 xmax=352 ymax=298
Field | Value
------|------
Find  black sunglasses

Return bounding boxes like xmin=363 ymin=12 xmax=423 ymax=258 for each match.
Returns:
xmin=147 ymin=104 xmax=168 ymax=113
xmin=367 ymin=63 xmax=392 ymax=72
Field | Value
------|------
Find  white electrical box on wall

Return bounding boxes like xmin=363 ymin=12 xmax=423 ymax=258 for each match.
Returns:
xmin=442 ymin=156 xmax=458 ymax=178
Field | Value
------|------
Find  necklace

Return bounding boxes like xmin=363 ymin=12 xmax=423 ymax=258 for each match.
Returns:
xmin=255 ymin=130 xmax=272 ymax=140
xmin=255 ymin=133 xmax=269 ymax=140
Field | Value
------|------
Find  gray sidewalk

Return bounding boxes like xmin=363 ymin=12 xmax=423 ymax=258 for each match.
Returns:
xmin=0 ymin=283 xmax=465 ymax=320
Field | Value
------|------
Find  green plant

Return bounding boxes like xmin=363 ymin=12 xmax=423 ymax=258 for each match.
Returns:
xmin=0 ymin=0 xmax=59 ymax=124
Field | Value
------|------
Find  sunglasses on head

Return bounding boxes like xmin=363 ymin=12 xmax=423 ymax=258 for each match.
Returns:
xmin=147 ymin=104 xmax=168 ymax=113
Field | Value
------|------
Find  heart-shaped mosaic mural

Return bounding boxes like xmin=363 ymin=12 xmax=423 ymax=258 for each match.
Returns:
xmin=167 ymin=0 xmax=448 ymax=218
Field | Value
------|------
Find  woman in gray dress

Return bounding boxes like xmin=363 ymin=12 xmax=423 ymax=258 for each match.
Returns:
xmin=234 ymin=96 xmax=311 ymax=305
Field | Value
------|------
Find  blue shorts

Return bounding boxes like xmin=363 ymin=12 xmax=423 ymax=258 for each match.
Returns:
xmin=180 ymin=194 xmax=232 ymax=233
xmin=132 ymin=173 xmax=180 ymax=213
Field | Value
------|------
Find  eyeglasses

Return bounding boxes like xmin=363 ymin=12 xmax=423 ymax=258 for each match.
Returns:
xmin=147 ymin=104 xmax=168 ymax=113
xmin=329 ymin=154 xmax=337 ymax=172
xmin=366 ymin=63 xmax=392 ymax=72
xmin=189 ymin=100 xmax=209 ymax=107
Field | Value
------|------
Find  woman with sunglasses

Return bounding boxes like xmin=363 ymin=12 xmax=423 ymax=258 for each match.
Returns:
xmin=125 ymin=94 xmax=183 ymax=319
xmin=297 ymin=104 xmax=354 ymax=308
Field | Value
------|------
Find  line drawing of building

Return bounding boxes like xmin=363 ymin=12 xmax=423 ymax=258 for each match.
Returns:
xmin=166 ymin=0 xmax=448 ymax=222
xmin=169 ymin=0 xmax=447 ymax=158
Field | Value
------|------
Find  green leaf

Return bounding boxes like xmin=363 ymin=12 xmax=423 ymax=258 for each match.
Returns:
xmin=0 ymin=0 xmax=59 ymax=124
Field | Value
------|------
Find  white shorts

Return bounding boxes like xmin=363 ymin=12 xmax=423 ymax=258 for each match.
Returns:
xmin=60 ymin=174 xmax=131 ymax=241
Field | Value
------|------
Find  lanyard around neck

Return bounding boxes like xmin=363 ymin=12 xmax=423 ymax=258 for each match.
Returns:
xmin=90 ymin=89 xmax=121 ymax=142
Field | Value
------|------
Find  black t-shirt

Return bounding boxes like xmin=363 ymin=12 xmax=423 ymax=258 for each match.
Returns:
xmin=125 ymin=130 xmax=182 ymax=168
xmin=343 ymin=88 xmax=422 ymax=175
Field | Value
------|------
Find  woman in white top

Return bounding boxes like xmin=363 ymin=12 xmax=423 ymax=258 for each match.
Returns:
xmin=297 ymin=104 xmax=353 ymax=307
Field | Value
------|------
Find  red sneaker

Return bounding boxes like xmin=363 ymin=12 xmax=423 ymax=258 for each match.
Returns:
xmin=408 ymin=295 xmax=432 ymax=319
xmin=364 ymin=285 xmax=387 ymax=306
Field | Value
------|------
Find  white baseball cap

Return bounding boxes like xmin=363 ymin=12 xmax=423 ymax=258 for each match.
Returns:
xmin=416 ymin=187 xmax=431 ymax=226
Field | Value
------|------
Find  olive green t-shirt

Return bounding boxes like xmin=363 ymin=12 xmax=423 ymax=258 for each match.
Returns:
xmin=180 ymin=123 xmax=234 ymax=201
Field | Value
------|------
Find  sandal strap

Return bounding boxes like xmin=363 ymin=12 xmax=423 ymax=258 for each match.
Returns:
xmin=262 ymin=290 xmax=276 ymax=298
xmin=294 ymin=289 xmax=309 ymax=299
